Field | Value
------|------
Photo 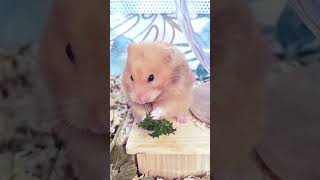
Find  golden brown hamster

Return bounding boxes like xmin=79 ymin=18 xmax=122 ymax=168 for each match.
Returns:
xmin=122 ymin=42 xmax=194 ymax=123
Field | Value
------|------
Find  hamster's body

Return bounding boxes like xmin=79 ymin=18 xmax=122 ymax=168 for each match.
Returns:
xmin=122 ymin=42 xmax=194 ymax=123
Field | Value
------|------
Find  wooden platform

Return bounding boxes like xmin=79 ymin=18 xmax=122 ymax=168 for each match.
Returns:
xmin=126 ymin=113 xmax=210 ymax=178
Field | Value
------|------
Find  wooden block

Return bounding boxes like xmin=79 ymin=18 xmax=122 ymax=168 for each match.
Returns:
xmin=126 ymin=113 xmax=210 ymax=178
xmin=136 ymin=154 xmax=210 ymax=178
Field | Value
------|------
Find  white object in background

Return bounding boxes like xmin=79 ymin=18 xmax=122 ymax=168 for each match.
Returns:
xmin=175 ymin=0 xmax=210 ymax=74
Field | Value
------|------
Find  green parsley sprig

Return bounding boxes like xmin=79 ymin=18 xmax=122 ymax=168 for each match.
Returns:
xmin=137 ymin=105 xmax=177 ymax=138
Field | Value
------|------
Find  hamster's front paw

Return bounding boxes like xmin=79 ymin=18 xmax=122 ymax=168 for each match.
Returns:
xmin=151 ymin=108 xmax=162 ymax=119
xmin=131 ymin=110 xmax=146 ymax=122
xmin=135 ymin=113 xmax=146 ymax=122
xmin=129 ymin=102 xmax=147 ymax=121
xmin=176 ymin=115 xmax=187 ymax=124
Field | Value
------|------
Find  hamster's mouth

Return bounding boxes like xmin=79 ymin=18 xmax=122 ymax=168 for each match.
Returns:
xmin=133 ymin=91 xmax=163 ymax=105
xmin=136 ymin=101 xmax=146 ymax=105
xmin=134 ymin=95 xmax=161 ymax=105
xmin=136 ymin=99 xmax=154 ymax=105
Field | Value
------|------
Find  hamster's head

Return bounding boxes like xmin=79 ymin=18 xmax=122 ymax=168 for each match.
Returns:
xmin=39 ymin=0 xmax=107 ymax=134
xmin=122 ymin=42 xmax=177 ymax=105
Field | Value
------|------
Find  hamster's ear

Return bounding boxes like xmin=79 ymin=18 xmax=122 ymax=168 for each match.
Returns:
xmin=164 ymin=46 xmax=176 ymax=63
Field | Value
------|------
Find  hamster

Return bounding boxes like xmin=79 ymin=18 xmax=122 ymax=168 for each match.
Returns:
xmin=38 ymin=0 xmax=107 ymax=180
xmin=122 ymin=42 xmax=194 ymax=123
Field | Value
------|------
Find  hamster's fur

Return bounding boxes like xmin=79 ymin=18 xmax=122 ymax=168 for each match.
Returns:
xmin=122 ymin=42 xmax=194 ymax=123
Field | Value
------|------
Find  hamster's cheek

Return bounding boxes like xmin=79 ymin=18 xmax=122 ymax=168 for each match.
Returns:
xmin=129 ymin=93 xmax=138 ymax=103
xmin=123 ymin=81 xmax=130 ymax=91
xmin=148 ymin=89 xmax=161 ymax=102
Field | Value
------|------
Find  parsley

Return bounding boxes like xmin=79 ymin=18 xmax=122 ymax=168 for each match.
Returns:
xmin=137 ymin=106 xmax=177 ymax=138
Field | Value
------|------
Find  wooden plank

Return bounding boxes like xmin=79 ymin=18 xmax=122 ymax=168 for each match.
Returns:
xmin=136 ymin=154 xmax=210 ymax=178
xmin=126 ymin=112 xmax=210 ymax=155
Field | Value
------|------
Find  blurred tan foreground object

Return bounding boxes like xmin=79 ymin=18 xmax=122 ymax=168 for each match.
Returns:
xmin=126 ymin=83 xmax=210 ymax=178
xmin=190 ymin=81 xmax=210 ymax=125
xmin=256 ymin=63 xmax=320 ymax=180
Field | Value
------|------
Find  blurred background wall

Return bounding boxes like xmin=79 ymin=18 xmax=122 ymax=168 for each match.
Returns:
xmin=0 ymin=0 xmax=51 ymax=49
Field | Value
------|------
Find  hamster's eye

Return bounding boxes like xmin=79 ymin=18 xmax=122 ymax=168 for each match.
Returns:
xmin=65 ymin=43 xmax=75 ymax=64
xmin=148 ymin=74 xmax=154 ymax=82
xmin=130 ymin=75 xmax=134 ymax=82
